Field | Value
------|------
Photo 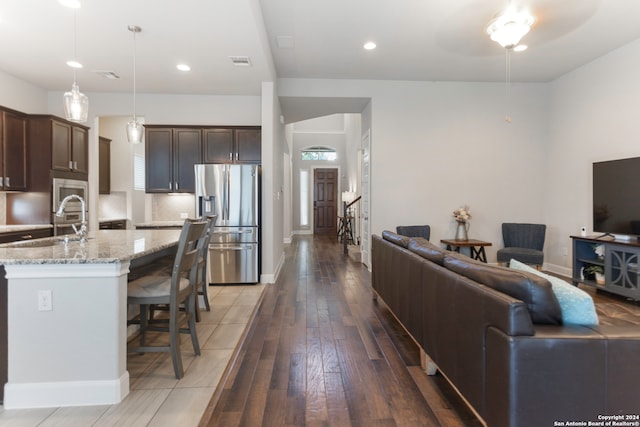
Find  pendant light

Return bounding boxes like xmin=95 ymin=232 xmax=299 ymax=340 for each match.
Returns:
xmin=126 ymin=25 xmax=143 ymax=144
xmin=62 ymin=8 xmax=89 ymax=123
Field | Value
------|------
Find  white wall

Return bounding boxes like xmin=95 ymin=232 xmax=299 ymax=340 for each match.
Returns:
xmin=279 ymin=78 xmax=549 ymax=263
xmin=260 ymin=81 xmax=286 ymax=283
xmin=545 ymin=38 xmax=640 ymax=275
xmin=0 ymin=70 xmax=48 ymax=113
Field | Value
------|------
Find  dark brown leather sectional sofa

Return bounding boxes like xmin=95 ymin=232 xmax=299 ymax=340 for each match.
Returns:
xmin=372 ymin=231 xmax=640 ymax=427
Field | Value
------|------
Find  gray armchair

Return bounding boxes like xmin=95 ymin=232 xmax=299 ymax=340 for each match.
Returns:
xmin=396 ymin=225 xmax=431 ymax=241
xmin=496 ymin=223 xmax=546 ymax=267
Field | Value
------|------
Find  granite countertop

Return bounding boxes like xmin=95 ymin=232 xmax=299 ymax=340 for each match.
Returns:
xmin=0 ymin=229 xmax=181 ymax=265
xmin=135 ymin=221 xmax=185 ymax=228
xmin=0 ymin=224 xmax=53 ymax=233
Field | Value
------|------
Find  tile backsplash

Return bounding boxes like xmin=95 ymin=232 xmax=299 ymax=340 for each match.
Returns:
xmin=151 ymin=194 xmax=195 ymax=221
xmin=98 ymin=191 xmax=127 ymax=220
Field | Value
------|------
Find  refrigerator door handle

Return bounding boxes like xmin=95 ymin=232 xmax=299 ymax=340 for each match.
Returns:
xmin=212 ymin=245 xmax=253 ymax=251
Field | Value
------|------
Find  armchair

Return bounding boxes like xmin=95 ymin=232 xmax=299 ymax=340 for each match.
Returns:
xmin=496 ymin=223 xmax=546 ymax=268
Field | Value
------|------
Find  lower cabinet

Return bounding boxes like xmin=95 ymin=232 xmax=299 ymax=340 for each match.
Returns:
xmin=0 ymin=227 xmax=52 ymax=244
xmin=99 ymin=220 xmax=126 ymax=230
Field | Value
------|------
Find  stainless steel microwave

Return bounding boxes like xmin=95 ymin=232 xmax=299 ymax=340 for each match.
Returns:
xmin=52 ymin=178 xmax=88 ymax=213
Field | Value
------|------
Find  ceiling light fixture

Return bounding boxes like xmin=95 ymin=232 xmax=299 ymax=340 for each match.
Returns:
xmin=487 ymin=7 xmax=534 ymax=123
xmin=486 ymin=9 xmax=534 ymax=49
xmin=177 ymin=64 xmax=191 ymax=71
xmin=363 ymin=41 xmax=377 ymax=50
xmin=62 ymin=8 xmax=88 ymax=123
xmin=126 ymin=25 xmax=143 ymax=144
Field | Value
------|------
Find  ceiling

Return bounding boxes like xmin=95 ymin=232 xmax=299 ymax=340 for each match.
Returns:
xmin=1 ymin=0 xmax=639 ymax=120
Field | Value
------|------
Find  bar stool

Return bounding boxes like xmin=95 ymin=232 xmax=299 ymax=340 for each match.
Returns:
xmin=195 ymin=215 xmax=217 ymax=321
xmin=127 ymin=218 xmax=208 ymax=379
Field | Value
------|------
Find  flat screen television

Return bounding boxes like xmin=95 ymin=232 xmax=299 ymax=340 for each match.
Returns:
xmin=593 ymin=156 xmax=640 ymax=237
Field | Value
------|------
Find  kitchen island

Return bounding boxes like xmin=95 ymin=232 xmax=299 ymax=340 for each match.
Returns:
xmin=0 ymin=229 xmax=181 ymax=409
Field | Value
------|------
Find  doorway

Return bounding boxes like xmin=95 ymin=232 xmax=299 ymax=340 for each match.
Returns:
xmin=313 ymin=168 xmax=338 ymax=235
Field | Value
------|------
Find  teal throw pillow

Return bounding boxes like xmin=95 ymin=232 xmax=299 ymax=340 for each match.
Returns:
xmin=509 ymin=259 xmax=599 ymax=326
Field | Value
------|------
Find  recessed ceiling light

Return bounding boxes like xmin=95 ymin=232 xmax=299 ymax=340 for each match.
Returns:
xmin=513 ymin=44 xmax=528 ymax=52
xmin=363 ymin=41 xmax=377 ymax=50
xmin=177 ymin=64 xmax=191 ymax=71
xmin=58 ymin=0 xmax=81 ymax=8
xmin=66 ymin=60 xmax=82 ymax=69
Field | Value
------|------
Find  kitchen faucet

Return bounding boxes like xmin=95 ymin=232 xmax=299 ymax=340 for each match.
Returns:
xmin=56 ymin=194 xmax=87 ymax=239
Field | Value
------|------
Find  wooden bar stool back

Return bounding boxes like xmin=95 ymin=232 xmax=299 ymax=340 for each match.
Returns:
xmin=127 ymin=218 xmax=208 ymax=379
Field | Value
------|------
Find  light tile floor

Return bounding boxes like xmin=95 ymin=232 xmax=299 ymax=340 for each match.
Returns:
xmin=0 ymin=284 xmax=266 ymax=427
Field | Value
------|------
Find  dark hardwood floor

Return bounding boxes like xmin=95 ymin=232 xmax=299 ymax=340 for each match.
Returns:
xmin=201 ymin=235 xmax=481 ymax=427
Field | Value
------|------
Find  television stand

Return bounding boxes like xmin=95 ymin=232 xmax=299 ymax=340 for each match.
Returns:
xmin=571 ymin=236 xmax=640 ymax=300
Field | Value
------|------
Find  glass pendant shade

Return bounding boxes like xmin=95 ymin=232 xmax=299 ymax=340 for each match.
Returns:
xmin=126 ymin=119 xmax=143 ymax=144
xmin=126 ymin=25 xmax=142 ymax=144
xmin=63 ymin=82 xmax=89 ymax=123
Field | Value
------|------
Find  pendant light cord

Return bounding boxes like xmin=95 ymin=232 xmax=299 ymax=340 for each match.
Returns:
xmin=132 ymin=27 xmax=137 ymax=121
xmin=72 ymin=10 xmax=78 ymax=85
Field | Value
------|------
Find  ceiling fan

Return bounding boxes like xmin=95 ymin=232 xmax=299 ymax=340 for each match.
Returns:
xmin=434 ymin=0 xmax=602 ymax=56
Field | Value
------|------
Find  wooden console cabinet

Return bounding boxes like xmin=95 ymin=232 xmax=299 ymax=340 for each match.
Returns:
xmin=571 ymin=235 xmax=640 ymax=300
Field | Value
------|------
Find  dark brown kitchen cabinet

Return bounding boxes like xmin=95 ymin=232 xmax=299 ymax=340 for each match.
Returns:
xmin=145 ymin=126 xmax=201 ymax=193
xmin=99 ymin=136 xmax=111 ymax=194
xmin=29 ymin=115 xmax=89 ymax=181
xmin=202 ymin=127 xmax=261 ymax=164
xmin=0 ymin=108 xmax=28 ymax=191
xmin=235 ymin=128 xmax=261 ymax=163
xmin=0 ymin=227 xmax=52 ymax=244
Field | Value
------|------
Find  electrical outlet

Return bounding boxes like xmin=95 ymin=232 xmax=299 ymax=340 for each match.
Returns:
xmin=180 ymin=212 xmax=188 ymax=219
xmin=38 ymin=290 xmax=52 ymax=311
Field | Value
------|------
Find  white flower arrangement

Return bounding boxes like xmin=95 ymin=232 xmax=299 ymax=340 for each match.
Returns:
xmin=593 ymin=244 xmax=605 ymax=258
xmin=453 ymin=205 xmax=472 ymax=223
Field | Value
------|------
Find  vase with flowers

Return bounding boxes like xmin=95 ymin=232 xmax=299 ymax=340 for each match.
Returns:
xmin=453 ymin=205 xmax=472 ymax=241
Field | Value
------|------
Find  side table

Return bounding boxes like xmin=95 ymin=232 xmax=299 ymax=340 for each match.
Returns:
xmin=440 ymin=238 xmax=492 ymax=263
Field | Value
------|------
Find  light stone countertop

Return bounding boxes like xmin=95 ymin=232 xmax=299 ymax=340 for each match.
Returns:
xmin=135 ymin=221 xmax=185 ymax=228
xmin=0 ymin=229 xmax=181 ymax=265
xmin=0 ymin=224 xmax=53 ymax=233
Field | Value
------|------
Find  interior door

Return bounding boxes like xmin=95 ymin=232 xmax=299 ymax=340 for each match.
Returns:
xmin=360 ymin=130 xmax=371 ymax=268
xmin=313 ymin=168 xmax=337 ymax=235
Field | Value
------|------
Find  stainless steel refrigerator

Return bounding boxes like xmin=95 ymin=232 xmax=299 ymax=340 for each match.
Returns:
xmin=195 ymin=164 xmax=260 ymax=284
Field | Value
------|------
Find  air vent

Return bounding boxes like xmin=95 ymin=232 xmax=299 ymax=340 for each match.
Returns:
xmin=93 ymin=70 xmax=120 ymax=79
xmin=229 ymin=56 xmax=252 ymax=67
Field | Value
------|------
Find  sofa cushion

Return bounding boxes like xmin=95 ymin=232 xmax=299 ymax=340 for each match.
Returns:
xmin=509 ymin=259 xmax=599 ymax=326
xmin=444 ymin=253 xmax=562 ymax=325
xmin=408 ymin=237 xmax=446 ymax=265
xmin=382 ymin=230 xmax=411 ymax=248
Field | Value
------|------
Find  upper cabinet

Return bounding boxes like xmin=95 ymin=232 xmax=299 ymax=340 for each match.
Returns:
xmin=0 ymin=108 xmax=28 ymax=191
xmin=203 ymin=127 xmax=261 ymax=164
xmin=145 ymin=125 xmax=261 ymax=193
xmin=29 ymin=115 xmax=89 ymax=181
xmin=99 ymin=136 xmax=111 ymax=194
xmin=145 ymin=126 xmax=202 ymax=193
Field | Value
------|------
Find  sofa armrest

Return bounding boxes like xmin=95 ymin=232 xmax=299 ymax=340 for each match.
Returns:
xmin=485 ymin=325 xmax=640 ymax=427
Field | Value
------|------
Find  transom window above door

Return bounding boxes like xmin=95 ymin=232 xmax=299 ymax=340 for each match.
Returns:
xmin=301 ymin=146 xmax=337 ymax=161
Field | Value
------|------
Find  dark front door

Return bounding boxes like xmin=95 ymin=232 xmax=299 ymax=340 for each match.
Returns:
xmin=313 ymin=168 xmax=337 ymax=235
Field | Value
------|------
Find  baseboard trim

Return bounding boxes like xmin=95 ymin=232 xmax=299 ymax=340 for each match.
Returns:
xmin=3 ymin=372 xmax=129 ymax=409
